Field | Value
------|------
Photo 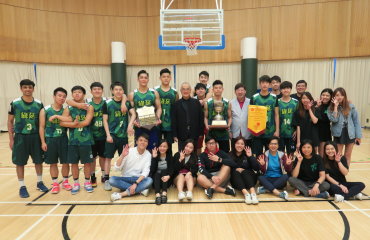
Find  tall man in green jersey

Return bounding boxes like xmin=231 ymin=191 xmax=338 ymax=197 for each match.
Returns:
xmin=278 ymin=81 xmax=298 ymax=155
xmin=154 ymin=68 xmax=179 ymax=154
xmin=129 ymin=70 xmax=162 ymax=151
xmin=39 ymin=87 xmax=72 ymax=194
xmin=102 ymin=81 xmax=136 ymax=191
xmin=204 ymin=80 xmax=232 ymax=153
xmin=250 ymin=75 xmax=280 ymax=156
xmin=8 ymin=79 xmax=48 ymax=198
xmin=60 ymin=86 xmax=94 ymax=195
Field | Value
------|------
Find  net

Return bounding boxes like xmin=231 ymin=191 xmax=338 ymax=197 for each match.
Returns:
xmin=184 ymin=37 xmax=201 ymax=56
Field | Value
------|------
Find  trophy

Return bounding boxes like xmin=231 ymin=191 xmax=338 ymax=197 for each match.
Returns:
xmin=210 ymin=100 xmax=228 ymax=129
xmin=136 ymin=106 xmax=157 ymax=130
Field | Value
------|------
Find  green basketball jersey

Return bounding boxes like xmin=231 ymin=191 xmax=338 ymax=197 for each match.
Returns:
xmin=103 ymin=99 xmax=131 ymax=138
xmin=251 ymin=93 xmax=278 ymax=138
xmin=133 ymin=88 xmax=156 ymax=110
xmin=278 ymin=98 xmax=298 ymax=138
xmin=154 ymin=86 xmax=177 ymax=131
xmin=68 ymin=106 xmax=93 ymax=146
xmin=87 ymin=97 xmax=107 ymax=140
xmin=9 ymin=97 xmax=43 ymax=134
xmin=207 ymin=98 xmax=229 ymax=141
xmin=44 ymin=105 xmax=67 ymax=138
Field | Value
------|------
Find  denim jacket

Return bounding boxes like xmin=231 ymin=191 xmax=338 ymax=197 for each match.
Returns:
xmin=327 ymin=104 xmax=362 ymax=139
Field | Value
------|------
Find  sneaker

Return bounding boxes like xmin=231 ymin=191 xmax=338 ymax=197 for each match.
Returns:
xmin=111 ymin=192 xmax=122 ymax=202
xmin=205 ymin=188 xmax=215 ymax=199
xmin=19 ymin=186 xmax=30 ymax=198
xmin=84 ymin=182 xmax=94 ymax=193
xmin=354 ymin=193 xmax=363 ymax=200
xmin=334 ymin=194 xmax=345 ymax=203
xmin=279 ymin=191 xmax=289 ymax=200
xmin=36 ymin=181 xmax=49 ymax=192
xmin=104 ymin=181 xmax=112 ymax=191
xmin=91 ymin=176 xmax=97 ymax=188
xmin=71 ymin=183 xmax=80 ymax=195
xmin=51 ymin=182 xmax=60 ymax=194
xmin=245 ymin=194 xmax=252 ymax=204
xmin=225 ymin=186 xmax=236 ymax=196
xmin=186 ymin=191 xmax=193 ymax=201
xmin=251 ymin=193 xmax=259 ymax=204
xmin=178 ymin=191 xmax=186 ymax=201
xmin=155 ymin=196 xmax=162 ymax=205
xmin=257 ymin=186 xmax=266 ymax=195
xmin=62 ymin=180 xmax=72 ymax=191
xmin=101 ymin=176 xmax=106 ymax=183
xmin=141 ymin=189 xmax=149 ymax=197
xmin=161 ymin=194 xmax=168 ymax=203
xmin=316 ymin=191 xmax=330 ymax=199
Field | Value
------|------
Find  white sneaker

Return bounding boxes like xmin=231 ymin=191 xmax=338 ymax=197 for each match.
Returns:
xmin=186 ymin=191 xmax=193 ymax=200
xmin=110 ymin=192 xmax=121 ymax=202
xmin=178 ymin=191 xmax=186 ymax=201
xmin=354 ymin=193 xmax=363 ymax=200
xmin=104 ymin=181 xmax=112 ymax=191
xmin=251 ymin=193 xmax=259 ymax=205
xmin=245 ymin=194 xmax=252 ymax=205
xmin=334 ymin=194 xmax=344 ymax=203
xmin=141 ymin=189 xmax=149 ymax=197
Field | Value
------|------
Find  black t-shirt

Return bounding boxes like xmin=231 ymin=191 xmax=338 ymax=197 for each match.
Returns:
xmin=317 ymin=104 xmax=332 ymax=142
xmin=325 ymin=156 xmax=348 ymax=183
xmin=292 ymin=109 xmax=319 ymax=146
xmin=293 ymin=154 xmax=324 ymax=182
xmin=290 ymin=93 xmax=301 ymax=101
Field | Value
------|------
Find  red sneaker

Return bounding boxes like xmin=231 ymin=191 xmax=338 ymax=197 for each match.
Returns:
xmin=51 ymin=182 xmax=60 ymax=194
xmin=62 ymin=180 xmax=72 ymax=191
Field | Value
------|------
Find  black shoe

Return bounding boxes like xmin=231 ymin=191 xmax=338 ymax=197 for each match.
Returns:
xmin=225 ymin=186 xmax=236 ymax=196
xmin=205 ymin=188 xmax=215 ymax=199
xmin=161 ymin=194 xmax=168 ymax=203
xmin=91 ymin=176 xmax=97 ymax=188
xmin=155 ymin=196 xmax=162 ymax=205
xmin=36 ymin=181 xmax=49 ymax=192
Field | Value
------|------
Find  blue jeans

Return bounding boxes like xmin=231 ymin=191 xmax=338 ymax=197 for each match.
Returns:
xmin=258 ymin=175 xmax=289 ymax=192
xmin=109 ymin=176 xmax=153 ymax=196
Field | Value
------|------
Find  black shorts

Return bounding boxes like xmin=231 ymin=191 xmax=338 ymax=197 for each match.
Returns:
xmin=92 ymin=139 xmax=106 ymax=158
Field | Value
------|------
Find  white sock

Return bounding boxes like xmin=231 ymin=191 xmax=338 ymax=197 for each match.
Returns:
xmin=37 ymin=175 xmax=43 ymax=182
xmin=63 ymin=177 xmax=68 ymax=182
xmin=74 ymin=179 xmax=79 ymax=184
xmin=52 ymin=178 xmax=58 ymax=183
xmin=19 ymin=179 xmax=25 ymax=187
xmin=101 ymin=170 xmax=105 ymax=176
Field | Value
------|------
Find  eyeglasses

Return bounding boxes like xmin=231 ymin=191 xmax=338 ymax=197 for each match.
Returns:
xmin=207 ymin=141 xmax=216 ymax=145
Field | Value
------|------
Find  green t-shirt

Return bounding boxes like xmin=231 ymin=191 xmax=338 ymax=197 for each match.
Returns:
xmin=103 ymin=99 xmax=131 ymax=138
xmin=250 ymin=93 xmax=278 ymax=138
xmin=68 ymin=106 xmax=94 ymax=146
xmin=44 ymin=105 xmax=67 ymax=138
xmin=133 ymin=88 xmax=156 ymax=110
xmin=87 ymin=97 xmax=107 ymax=140
xmin=278 ymin=98 xmax=298 ymax=138
xmin=154 ymin=86 xmax=177 ymax=131
xmin=207 ymin=98 xmax=229 ymax=141
xmin=9 ymin=97 xmax=43 ymax=134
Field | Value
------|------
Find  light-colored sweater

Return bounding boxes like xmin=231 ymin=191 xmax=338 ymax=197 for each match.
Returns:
xmin=114 ymin=147 xmax=152 ymax=178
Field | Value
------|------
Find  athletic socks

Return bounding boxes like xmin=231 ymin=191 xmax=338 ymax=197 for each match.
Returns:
xmin=104 ymin=174 xmax=110 ymax=181
xmin=91 ymin=172 xmax=96 ymax=178
xmin=52 ymin=177 xmax=58 ymax=183
xmin=63 ymin=176 xmax=69 ymax=182
xmin=37 ymin=175 xmax=43 ymax=182
xmin=18 ymin=179 xmax=25 ymax=187
xmin=74 ymin=178 xmax=79 ymax=184
xmin=85 ymin=178 xmax=90 ymax=183
xmin=101 ymin=170 xmax=105 ymax=176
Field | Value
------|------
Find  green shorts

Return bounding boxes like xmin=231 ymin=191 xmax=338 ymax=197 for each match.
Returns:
xmin=44 ymin=136 xmax=68 ymax=164
xmin=104 ymin=135 xmax=128 ymax=159
xmin=12 ymin=133 xmax=43 ymax=166
xmin=68 ymin=145 xmax=93 ymax=164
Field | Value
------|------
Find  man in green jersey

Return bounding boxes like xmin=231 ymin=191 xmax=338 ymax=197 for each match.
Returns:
xmin=8 ymin=79 xmax=48 ymax=198
xmin=39 ymin=87 xmax=72 ymax=194
xmin=204 ymin=80 xmax=232 ymax=153
xmin=60 ymin=86 xmax=94 ymax=195
xmin=278 ymin=81 xmax=298 ymax=155
xmin=154 ymin=68 xmax=179 ymax=154
xmin=250 ymin=75 xmax=280 ymax=156
xmin=102 ymin=81 xmax=136 ymax=191
xmin=129 ymin=70 xmax=162 ymax=151
xmin=192 ymin=71 xmax=213 ymax=99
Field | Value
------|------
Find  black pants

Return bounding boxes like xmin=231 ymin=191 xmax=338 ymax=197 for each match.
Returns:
xmin=217 ymin=140 xmax=230 ymax=153
xmin=153 ymin=171 xmax=169 ymax=194
xmin=230 ymin=169 xmax=257 ymax=191
xmin=252 ymin=137 xmax=269 ymax=156
xmin=329 ymin=182 xmax=365 ymax=200
xmin=278 ymin=137 xmax=296 ymax=154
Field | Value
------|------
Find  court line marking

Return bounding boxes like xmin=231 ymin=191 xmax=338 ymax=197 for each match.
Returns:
xmin=15 ymin=203 xmax=60 ymax=240
xmin=344 ymin=200 xmax=370 ymax=218
xmin=1 ymin=208 xmax=370 ymax=217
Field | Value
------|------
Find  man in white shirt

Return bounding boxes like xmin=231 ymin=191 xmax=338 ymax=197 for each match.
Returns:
xmin=110 ymin=133 xmax=153 ymax=201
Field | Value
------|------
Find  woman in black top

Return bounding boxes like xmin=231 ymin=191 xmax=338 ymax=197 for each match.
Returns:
xmin=316 ymin=88 xmax=333 ymax=157
xmin=173 ymin=139 xmax=198 ymax=201
xmin=288 ymin=139 xmax=330 ymax=198
xmin=149 ymin=139 xmax=173 ymax=205
xmin=229 ymin=136 xmax=260 ymax=205
xmin=293 ymin=92 xmax=320 ymax=153
xmin=323 ymin=141 xmax=365 ymax=202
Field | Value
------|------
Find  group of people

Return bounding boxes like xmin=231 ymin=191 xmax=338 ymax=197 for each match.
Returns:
xmin=7 ymin=69 xmax=365 ymax=205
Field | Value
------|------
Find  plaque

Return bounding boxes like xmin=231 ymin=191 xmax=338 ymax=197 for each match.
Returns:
xmin=136 ymin=106 xmax=157 ymax=130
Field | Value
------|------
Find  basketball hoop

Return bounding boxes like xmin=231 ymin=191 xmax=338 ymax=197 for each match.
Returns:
xmin=184 ymin=37 xmax=201 ymax=56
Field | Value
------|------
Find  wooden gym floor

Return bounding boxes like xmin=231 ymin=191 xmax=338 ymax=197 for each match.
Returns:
xmin=0 ymin=130 xmax=369 ymax=240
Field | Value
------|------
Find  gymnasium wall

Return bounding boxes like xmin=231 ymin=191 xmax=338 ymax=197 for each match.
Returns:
xmin=0 ymin=0 xmax=369 ymax=65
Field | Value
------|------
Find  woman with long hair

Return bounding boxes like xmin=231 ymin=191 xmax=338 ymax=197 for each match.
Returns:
xmin=316 ymin=88 xmax=333 ymax=157
xmin=328 ymin=87 xmax=362 ymax=167
xmin=323 ymin=141 xmax=365 ymax=202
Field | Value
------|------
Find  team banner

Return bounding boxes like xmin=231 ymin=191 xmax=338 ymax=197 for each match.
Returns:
xmin=248 ymin=105 xmax=267 ymax=136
